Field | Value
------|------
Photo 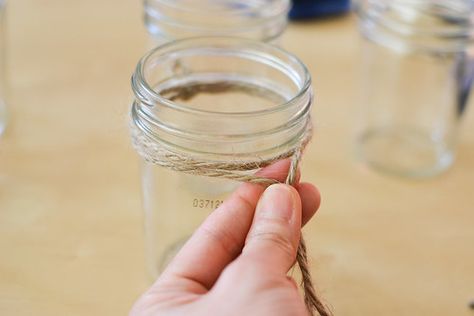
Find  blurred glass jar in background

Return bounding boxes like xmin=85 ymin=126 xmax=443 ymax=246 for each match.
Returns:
xmin=130 ymin=37 xmax=312 ymax=278
xmin=143 ymin=0 xmax=290 ymax=46
xmin=355 ymin=0 xmax=474 ymax=178
xmin=0 ymin=0 xmax=6 ymax=136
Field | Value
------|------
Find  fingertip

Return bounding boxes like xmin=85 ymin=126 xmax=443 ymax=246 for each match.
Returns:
xmin=241 ymin=183 xmax=303 ymax=273
xmin=295 ymin=168 xmax=301 ymax=184
xmin=283 ymin=182 xmax=302 ymax=200
xmin=257 ymin=183 xmax=300 ymax=223
xmin=256 ymin=159 xmax=290 ymax=180
xmin=255 ymin=159 xmax=301 ymax=184
xmin=286 ymin=184 xmax=303 ymax=226
xmin=286 ymin=275 xmax=299 ymax=290
xmin=296 ymin=182 xmax=321 ymax=226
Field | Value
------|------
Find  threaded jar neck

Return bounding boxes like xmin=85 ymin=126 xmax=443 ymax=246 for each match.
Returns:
xmin=356 ymin=0 xmax=474 ymax=54
xmin=130 ymin=37 xmax=312 ymax=160
xmin=144 ymin=0 xmax=290 ymax=42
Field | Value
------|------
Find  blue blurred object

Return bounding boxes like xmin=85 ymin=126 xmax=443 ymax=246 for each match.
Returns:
xmin=289 ymin=0 xmax=351 ymax=20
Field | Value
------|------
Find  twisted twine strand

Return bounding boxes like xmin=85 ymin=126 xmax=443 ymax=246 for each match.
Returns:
xmin=131 ymin=121 xmax=331 ymax=316
xmin=285 ymin=146 xmax=331 ymax=316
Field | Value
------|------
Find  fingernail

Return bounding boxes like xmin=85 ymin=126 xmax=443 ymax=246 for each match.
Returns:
xmin=257 ymin=184 xmax=295 ymax=222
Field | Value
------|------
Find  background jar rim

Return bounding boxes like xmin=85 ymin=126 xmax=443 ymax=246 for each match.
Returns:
xmin=355 ymin=0 xmax=474 ymax=53
xmin=149 ymin=0 xmax=290 ymax=18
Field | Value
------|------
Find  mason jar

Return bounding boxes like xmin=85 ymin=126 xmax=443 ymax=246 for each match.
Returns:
xmin=130 ymin=37 xmax=312 ymax=278
xmin=355 ymin=0 xmax=474 ymax=178
xmin=0 ymin=0 xmax=6 ymax=136
xmin=143 ymin=0 xmax=290 ymax=46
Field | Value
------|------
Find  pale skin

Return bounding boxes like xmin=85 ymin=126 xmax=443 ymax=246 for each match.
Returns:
xmin=131 ymin=160 xmax=321 ymax=316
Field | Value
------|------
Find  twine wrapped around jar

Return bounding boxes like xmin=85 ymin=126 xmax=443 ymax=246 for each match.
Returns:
xmin=131 ymin=119 xmax=332 ymax=316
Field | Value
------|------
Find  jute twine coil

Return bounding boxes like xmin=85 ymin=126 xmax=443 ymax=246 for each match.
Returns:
xmin=131 ymin=120 xmax=331 ymax=316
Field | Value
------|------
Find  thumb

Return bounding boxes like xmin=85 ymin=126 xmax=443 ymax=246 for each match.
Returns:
xmin=240 ymin=183 xmax=302 ymax=274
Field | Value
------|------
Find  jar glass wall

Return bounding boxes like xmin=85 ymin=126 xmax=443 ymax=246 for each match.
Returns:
xmin=143 ymin=0 xmax=290 ymax=45
xmin=130 ymin=37 xmax=312 ymax=278
xmin=355 ymin=0 xmax=474 ymax=177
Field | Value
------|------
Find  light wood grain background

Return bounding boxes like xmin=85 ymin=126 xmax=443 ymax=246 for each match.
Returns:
xmin=0 ymin=1 xmax=473 ymax=315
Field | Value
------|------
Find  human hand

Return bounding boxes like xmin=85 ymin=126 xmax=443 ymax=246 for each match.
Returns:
xmin=131 ymin=160 xmax=321 ymax=316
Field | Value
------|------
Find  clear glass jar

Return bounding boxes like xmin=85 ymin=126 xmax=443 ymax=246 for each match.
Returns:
xmin=143 ymin=0 xmax=290 ymax=45
xmin=355 ymin=0 xmax=474 ymax=178
xmin=130 ymin=37 xmax=312 ymax=278
xmin=0 ymin=0 xmax=6 ymax=136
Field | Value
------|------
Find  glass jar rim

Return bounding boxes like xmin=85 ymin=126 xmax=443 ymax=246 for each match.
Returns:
xmin=151 ymin=0 xmax=290 ymax=18
xmin=355 ymin=0 xmax=474 ymax=53
xmin=132 ymin=36 xmax=312 ymax=118
xmin=356 ymin=3 xmax=474 ymax=35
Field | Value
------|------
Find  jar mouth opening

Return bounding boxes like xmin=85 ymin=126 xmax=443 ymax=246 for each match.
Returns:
xmin=131 ymin=37 xmax=313 ymax=158
xmin=151 ymin=0 xmax=290 ymax=19
xmin=133 ymin=36 xmax=312 ymax=117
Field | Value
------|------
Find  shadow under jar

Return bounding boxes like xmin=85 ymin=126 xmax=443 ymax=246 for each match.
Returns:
xmin=143 ymin=0 xmax=290 ymax=45
xmin=355 ymin=0 xmax=474 ymax=178
xmin=130 ymin=37 xmax=313 ymax=278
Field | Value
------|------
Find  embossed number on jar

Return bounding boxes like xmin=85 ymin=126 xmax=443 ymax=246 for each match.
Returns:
xmin=192 ymin=198 xmax=224 ymax=209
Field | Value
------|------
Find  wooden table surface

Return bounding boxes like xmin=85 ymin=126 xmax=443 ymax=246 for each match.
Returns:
xmin=1 ymin=1 xmax=473 ymax=315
